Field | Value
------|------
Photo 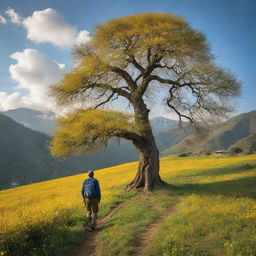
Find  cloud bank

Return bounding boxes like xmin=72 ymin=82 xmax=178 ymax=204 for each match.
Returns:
xmin=0 ymin=49 xmax=65 ymax=112
xmin=0 ymin=7 xmax=92 ymax=112
xmin=6 ymin=8 xmax=90 ymax=48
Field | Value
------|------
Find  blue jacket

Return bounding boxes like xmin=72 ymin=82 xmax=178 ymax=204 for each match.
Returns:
xmin=81 ymin=177 xmax=101 ymax=200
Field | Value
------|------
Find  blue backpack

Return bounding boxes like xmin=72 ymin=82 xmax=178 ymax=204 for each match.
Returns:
xmin=84 ymin=178 xmax=96 ymax=198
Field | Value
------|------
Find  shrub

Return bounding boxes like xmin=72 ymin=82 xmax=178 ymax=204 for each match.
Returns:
xmin=178 ymin=153 xmax=188 ymax=157
xmin=230 ymin=147 xmax=243 ymax=155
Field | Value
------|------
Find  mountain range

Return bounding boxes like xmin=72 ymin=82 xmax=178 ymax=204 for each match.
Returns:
xmin=0 ymin=108 xmax=255 ymax=189
xmin=0 ymin=113 xmax=143 ymax=189
xmin=162 ymin=110 xmax=256 ymax=155
xmin=3 ymin=108 xmax=56 ymax=135
xmin=2 ymin=108 xmax=179 ymax=135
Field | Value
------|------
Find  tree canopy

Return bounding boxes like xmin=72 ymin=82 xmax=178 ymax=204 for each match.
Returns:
xmin=50 ymin=12 xmax=241 ymax=190
xmin=53 ymin=12 xmax=240 ymax=125
xmin=50 ymin=110 xmax=140 ymax=157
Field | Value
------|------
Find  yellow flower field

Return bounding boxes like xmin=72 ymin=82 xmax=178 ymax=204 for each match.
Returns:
xmin=0 ymin=154 xmax=256 ymax=256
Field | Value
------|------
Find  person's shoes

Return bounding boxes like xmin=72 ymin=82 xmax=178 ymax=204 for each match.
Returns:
xmin=84 ymin=222 xmax=93 ymax=232
xmin=85 ymin=225 xmax=93 ymax=232
xmin=91 ymin=221 xmax=96 ymax=230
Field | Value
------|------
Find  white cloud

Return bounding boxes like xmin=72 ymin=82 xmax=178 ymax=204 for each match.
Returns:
xmin=7 ymin=8 xmax=90 ymax=48
xmin=0 ymin=15 xmax=7 ymax=24
xmin=75 ymin=30 xmax=91 ymax=45
xmin=0 ymin=92 xmax=24 ymax=111
xmin=5 ymin=8 xmax=23 ymax=24
xmin=10 ymin=48 xmax=65 ymax=90
xmin=23 ymin=8 xmax=78 ymax=47
xmin=0 ymin=91 xmax=56 ymax=112
xmin=0 ymin=48 xmax=66 ymax=112
xmin=1 ymin=8 xmax=91 ymax=112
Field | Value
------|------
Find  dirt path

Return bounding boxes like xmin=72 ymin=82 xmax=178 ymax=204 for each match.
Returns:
xmin=69 ymin=194 xmax=176 ymax=256
xmin=135 ymin=205 xmax=176 ymax=256
xmin=69 ymin=203 xmax=124 ymax=256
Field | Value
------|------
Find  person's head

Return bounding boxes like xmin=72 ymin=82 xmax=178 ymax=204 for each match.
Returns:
xmin=88 ymin=170 xmax=94 ymax=178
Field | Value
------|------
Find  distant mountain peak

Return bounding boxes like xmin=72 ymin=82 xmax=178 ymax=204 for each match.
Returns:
xmin=150 ymin=116 xmax=178 ymax=133
xmin=2 ymin=107 xmax=56 ymax=135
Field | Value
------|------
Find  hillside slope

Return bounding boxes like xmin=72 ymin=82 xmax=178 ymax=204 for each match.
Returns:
xmin=156 ymin=124 xmax=194 ymax=152
xmin=0 ymin=114 xmax=139 ymax=189
xmin=229 ymin=132 xmax=256 ymax=153
xmin=1 ymin=154 xmax=255 ymax=256
xmin=4 ymin=107 xmax=256 ymax=190
xmin=0 ymin=109 xmax=183 ymax=189
xmin=163 ymin=110 xmax=256 ymax=155
xmin=0 ymin=114 xmax=55 ymax=189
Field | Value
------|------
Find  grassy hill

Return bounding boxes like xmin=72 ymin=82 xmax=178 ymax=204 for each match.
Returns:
xmin=0 ymin=114 xmax=56 ymax=189
xmin=1 ymin=154 xmax=256 ymax=256
xmin=163 ymin=110 xmax=256 ymax=155
xmin=229 ymin=132 xmax=256 ymax=153
xmin=0 ymin=109 xmax=180 ymax=189
xmin=3 ymin=107 xmax=256 ymax=190
xmin=0 ymin=113 xmax=138 ymax=189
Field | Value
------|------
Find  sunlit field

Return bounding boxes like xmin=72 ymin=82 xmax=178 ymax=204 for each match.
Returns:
xmin=1 ymin=154 xmax=256 ymax=256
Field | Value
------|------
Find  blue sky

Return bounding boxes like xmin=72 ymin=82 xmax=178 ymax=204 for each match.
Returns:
xmin=0 ymin=0 xmax=255 ymax=116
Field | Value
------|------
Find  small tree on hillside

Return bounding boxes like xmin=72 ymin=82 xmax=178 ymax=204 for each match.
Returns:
xmin=50 ymin=13 xmax=241 ymax=191
xmin=229 ymin=147 xmax=243 ymax=155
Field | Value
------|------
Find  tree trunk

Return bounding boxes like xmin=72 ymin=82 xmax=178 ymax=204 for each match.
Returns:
xmin=125 ymin=130 xmax=164 ymax=191
xmin=125 ymin=96 xmax=164 ymax=191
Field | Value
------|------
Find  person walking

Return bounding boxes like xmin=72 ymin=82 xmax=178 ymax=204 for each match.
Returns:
xmin=81 ymin=170 xmax=101 ymax=231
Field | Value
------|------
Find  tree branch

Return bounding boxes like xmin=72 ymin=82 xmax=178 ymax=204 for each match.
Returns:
xmin=81 ymin=82 xmax=131 ymax=101
xmin=166 ymin=100 xmax=194 ymax=126
xmin=114 ymin=129 xmax=143 ymax=143
xmin=110 ymin=66 xmax=137 ymax=91
xmin=147 ymin=48 xmax=152 ymax=63
xmin=148 ymin=75 xmax=178 ymax=85
xmin=129 ymin=55 xmax=145 ymax=73
xmin=90 ymin=91 xmax=116 ymax=110
xmin=135 ymin=56 xmax=163 ymax=96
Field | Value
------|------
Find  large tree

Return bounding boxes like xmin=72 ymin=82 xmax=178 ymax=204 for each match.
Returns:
xmin=50 ymin=13 xmax=241 ymax=191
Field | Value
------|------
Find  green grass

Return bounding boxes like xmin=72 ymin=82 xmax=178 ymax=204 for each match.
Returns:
xmin=48 ymin=190 xmax=138 ymax=256
xmin=96 ymin=192 xmax=178 ymax=256
xmin=145 ymin=163 xmax=256 ymax=256
xmin=1 ymin=154 xmax=256 ymax=256
xmin=147 ymin=194 xmax=256 ymax=256
xmin=95 ymin=157 xmax=256 ymax=256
